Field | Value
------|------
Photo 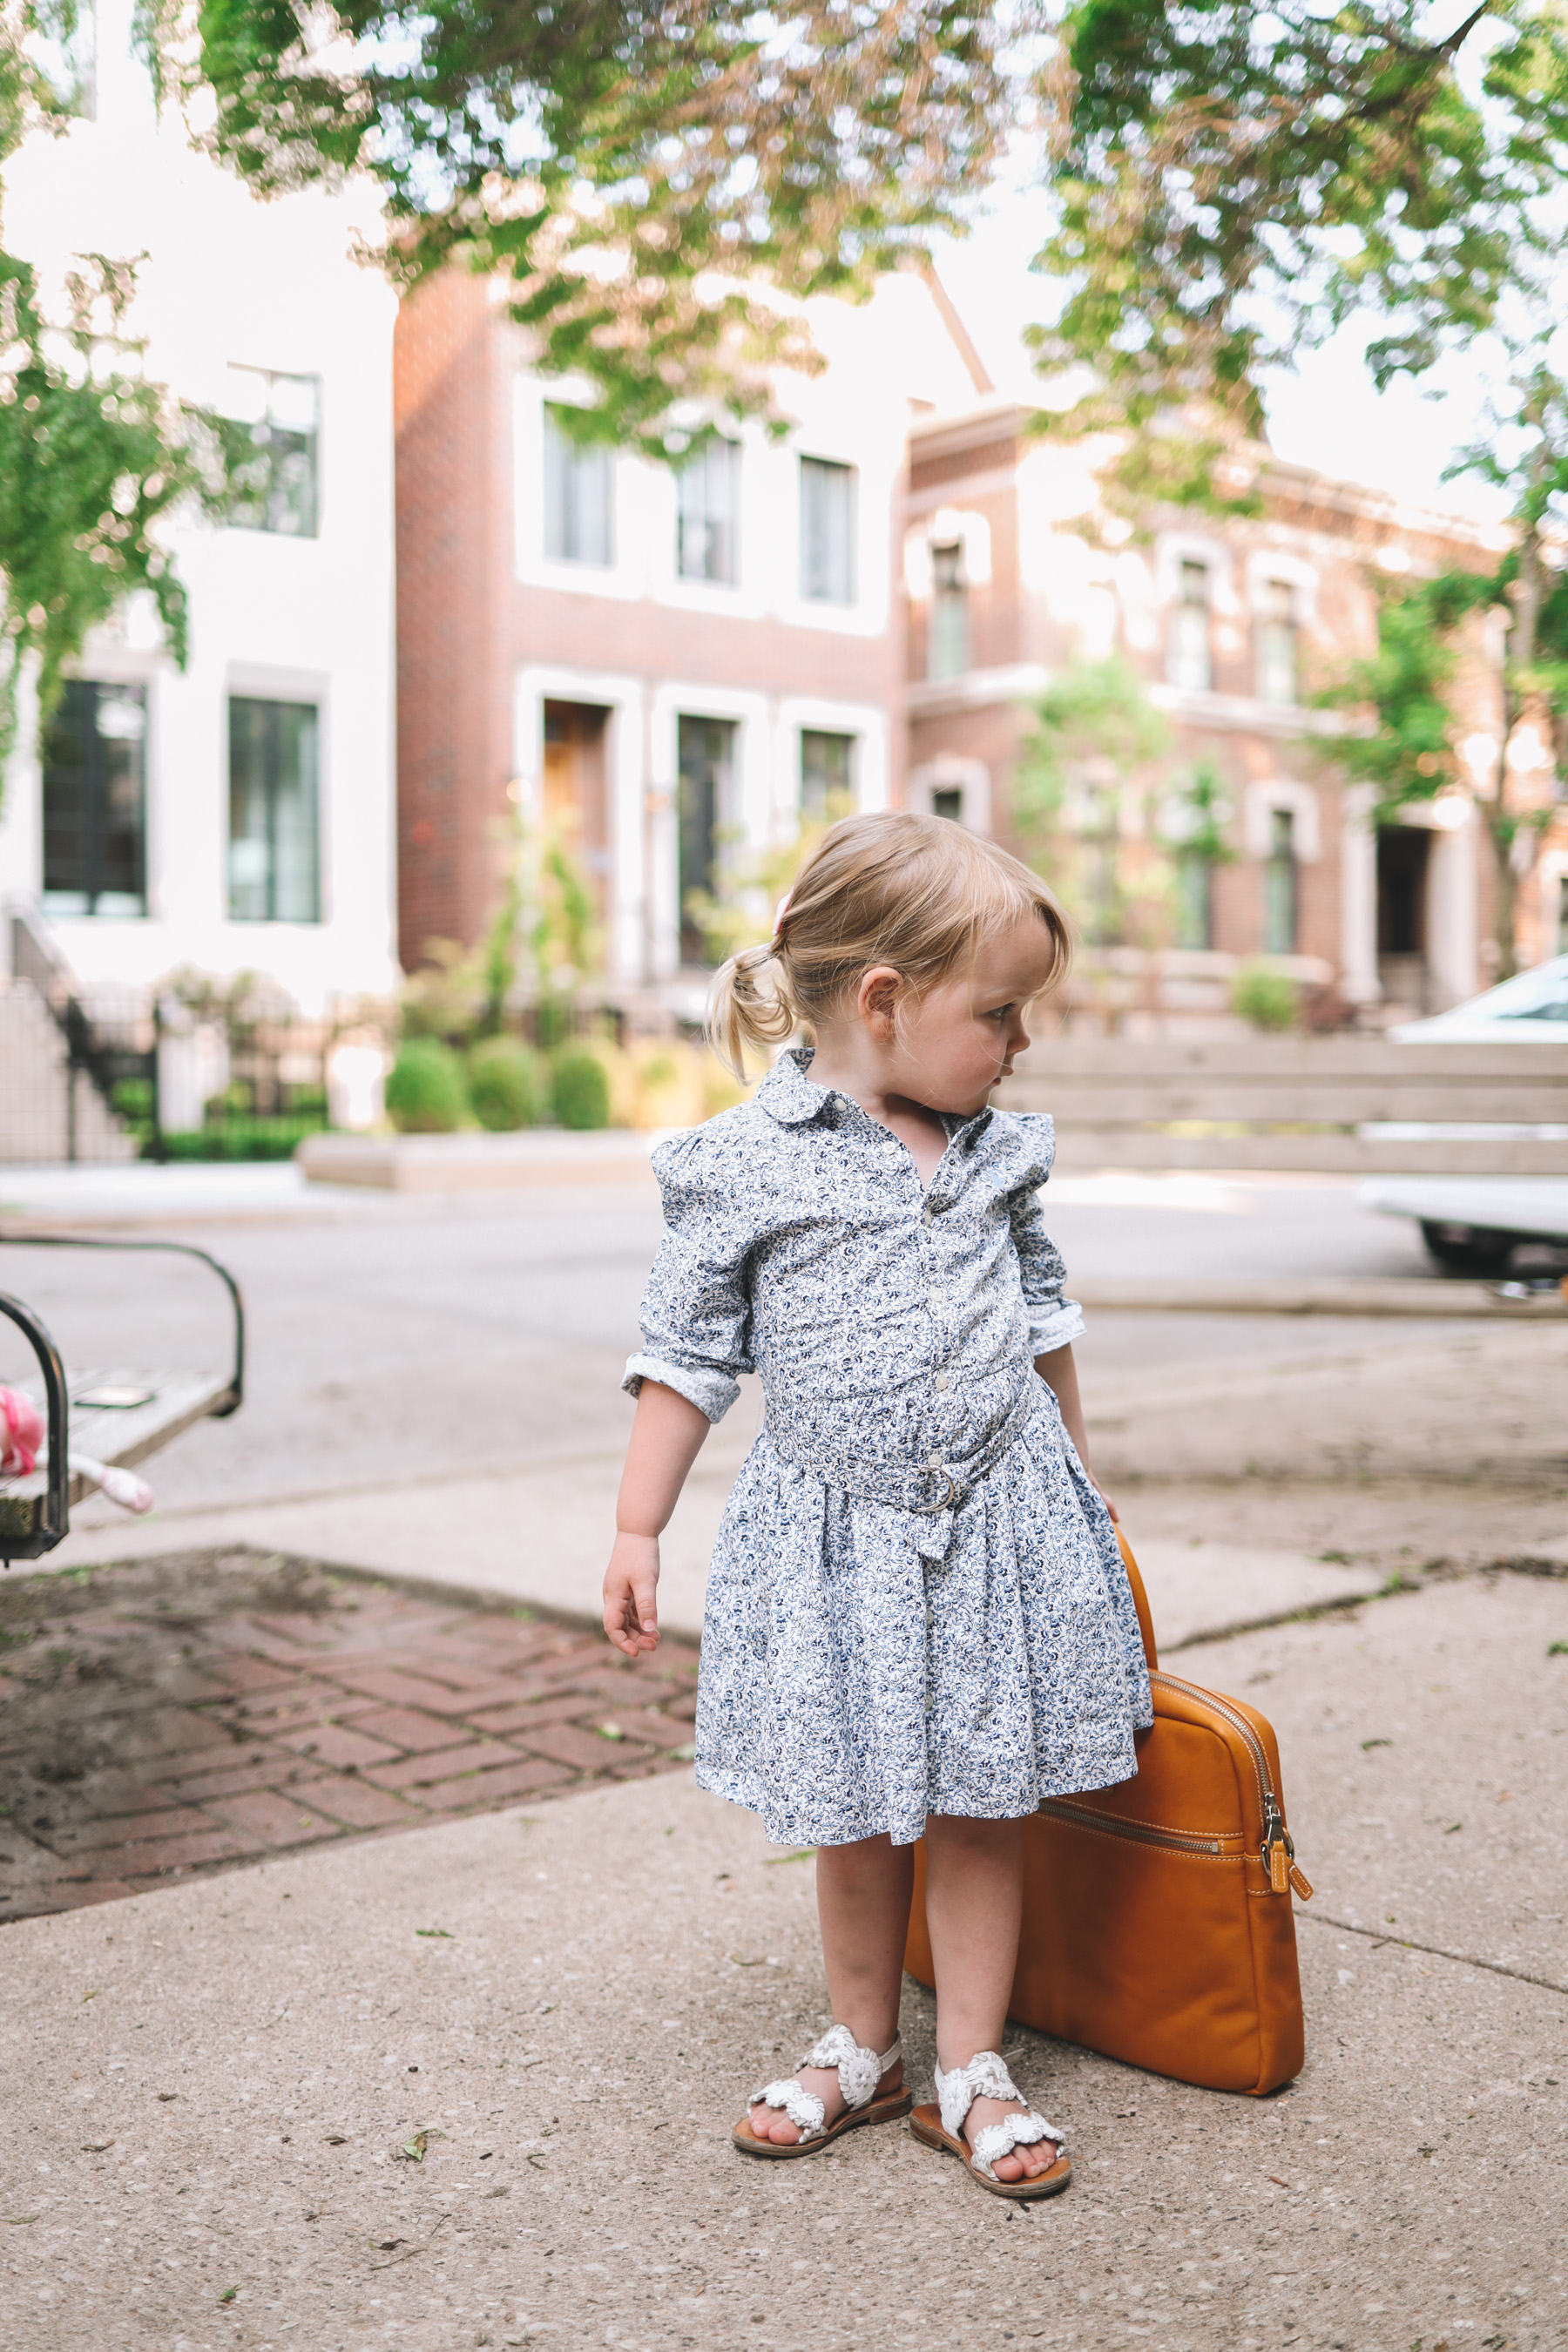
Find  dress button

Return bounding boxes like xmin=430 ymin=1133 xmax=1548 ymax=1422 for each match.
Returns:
xmin=935 ymin=1373 xmax=950 ymax=1393
xmin=927 ymin=1451 xmax=942 ymax=1470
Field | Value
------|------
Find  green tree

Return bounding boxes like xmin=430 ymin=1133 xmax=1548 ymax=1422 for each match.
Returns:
xmin=1014 ymin=654 xmax=1171 ymax=944
xmin=1034 ymin=3 xmax=1568 ymax=968
xmin=179 ymin=0 xmax=1009 ymax=454
xmin=0 ymin=233 xmax=200 ymax=783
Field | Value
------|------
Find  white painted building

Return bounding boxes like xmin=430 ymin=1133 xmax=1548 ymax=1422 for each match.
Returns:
xmin=0 ymin=0 xmax=399 ymax=1020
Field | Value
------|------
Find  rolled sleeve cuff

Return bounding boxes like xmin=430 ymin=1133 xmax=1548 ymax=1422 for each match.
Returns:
xmin=1028 ymin=1298 xmax=1085 ymax=1356
xmin=621 ymin=1352 xmax=740 ymax=1423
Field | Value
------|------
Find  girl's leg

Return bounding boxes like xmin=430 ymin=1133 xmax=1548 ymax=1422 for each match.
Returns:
xmin=923 ymin=1815 xmax=1056 ymax=2182
xmin=747 ymin=1834 xmax=913 ymax=2144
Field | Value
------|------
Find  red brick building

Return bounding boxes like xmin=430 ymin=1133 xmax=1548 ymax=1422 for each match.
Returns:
xmin=900 ymin=396 xmax=1551 ymax=1021
xmin=394 ymin=267 xmax=983 ymax=1004
xmin=395 ymin=274 xmax=1564 ymax=1024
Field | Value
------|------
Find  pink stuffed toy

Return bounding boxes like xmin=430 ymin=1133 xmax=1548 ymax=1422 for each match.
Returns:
xmin=0 ymin=1386 xmax=43 ymax=1477
xmin=0 ymin=1383 xmax=152 ymax=1513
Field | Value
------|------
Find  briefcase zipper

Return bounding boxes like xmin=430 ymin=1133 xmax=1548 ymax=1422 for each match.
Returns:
xmin=1037 ymin=1799 xmax=1235 ymax=1859
xmin=1146 ymin=1671 xmax=1313 ymax=1901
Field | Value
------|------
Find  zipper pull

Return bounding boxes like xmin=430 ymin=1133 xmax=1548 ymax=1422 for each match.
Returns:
xmin=1289 ymin=1862 xmax=1314 ymax=1902
xmin=1261 ymin=1793 xmax=1291 ymax=1893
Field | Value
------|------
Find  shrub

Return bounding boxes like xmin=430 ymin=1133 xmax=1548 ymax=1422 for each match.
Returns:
xmin=551 ymin=1047 xmax=611 ymax=1131
xmin=385 ymin=1038 xmax=467 ymax=1132
xmin=1230 ymin=962 xmax=1298 ymax=1032
xmin=468 ymin=1037 xmax=546 ymax=1132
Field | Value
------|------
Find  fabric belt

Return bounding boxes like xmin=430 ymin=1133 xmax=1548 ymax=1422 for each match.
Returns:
xmin=769 ymin=1376 xmax=1039 ymax=1519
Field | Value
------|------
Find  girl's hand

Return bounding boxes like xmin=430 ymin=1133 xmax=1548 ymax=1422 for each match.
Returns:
xmin=1091 ymin=1475 xmax=1119 ymax=1524
xmin=604 ymin=1531 xmax=661 ymax=1657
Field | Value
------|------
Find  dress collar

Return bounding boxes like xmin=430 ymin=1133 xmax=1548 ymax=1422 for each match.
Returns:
xmin=756 ymin=1047 xmax=835 ymax=1125
xmin=755 ymin=1046 xmax=994 ymax=1144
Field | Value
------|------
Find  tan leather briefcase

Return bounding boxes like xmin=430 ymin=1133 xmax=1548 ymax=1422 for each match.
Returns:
xmin=904 ymin=1531 xmax=1312 ymax=2096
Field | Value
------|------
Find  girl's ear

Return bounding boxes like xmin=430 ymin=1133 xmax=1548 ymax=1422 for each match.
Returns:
xmin=856 ymin=964 xmax=903 ymax=1039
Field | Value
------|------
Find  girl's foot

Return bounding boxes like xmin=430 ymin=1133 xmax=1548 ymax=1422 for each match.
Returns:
xmin=746 ymin=2052 xmax=904 ymax=2145
xmin=963 ymin=2089 xmax=1059 ymax=2181
xmin=910 ymin=2051 xmax=1071 ymax=2200
xmin=736 ymin=2025 xmax=909 ymax=2157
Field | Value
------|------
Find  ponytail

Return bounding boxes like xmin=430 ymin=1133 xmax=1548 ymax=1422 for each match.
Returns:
xmin=707 ymin=940 xmax=799 ymax=1079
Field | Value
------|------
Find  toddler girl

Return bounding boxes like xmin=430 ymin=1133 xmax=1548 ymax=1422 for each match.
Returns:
xmin=602 ymin=812 xmax=1152 ymax=2200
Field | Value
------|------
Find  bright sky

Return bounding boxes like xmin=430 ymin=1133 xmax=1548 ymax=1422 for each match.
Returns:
xmin=929 ymin=193 xmax=1512 ymax=531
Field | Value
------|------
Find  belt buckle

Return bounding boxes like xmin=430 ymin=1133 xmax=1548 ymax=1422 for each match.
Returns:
xmin=909 ymin=1467 xmax=957 ymax=1516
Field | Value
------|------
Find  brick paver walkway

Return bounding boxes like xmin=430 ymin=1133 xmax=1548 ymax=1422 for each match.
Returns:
xmin=0 ymin=1547 xmax=699 ymax=1923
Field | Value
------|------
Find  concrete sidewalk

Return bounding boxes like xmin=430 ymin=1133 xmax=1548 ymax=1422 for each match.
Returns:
xmin=2 ymin=1570 xmax=1564 ymax=2352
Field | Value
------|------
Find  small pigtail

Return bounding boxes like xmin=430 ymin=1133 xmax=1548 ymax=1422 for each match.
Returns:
xmin=707 ymin=941 xmax=797 ymax=1079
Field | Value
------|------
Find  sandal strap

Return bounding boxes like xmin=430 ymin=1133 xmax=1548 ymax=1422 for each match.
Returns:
xmin=969 ymin=2110 xmax=1063 ymax=2183
xmin=749 ymin=2024 xmax=902 ymax=2141
xmin=935 ymin=2049 xmax=1066 ymax=2179
xmin=751 ymin=2077 xmax=828 ymax=2139
xmin=935 ymin=2049 xmax=1020 ymax=2139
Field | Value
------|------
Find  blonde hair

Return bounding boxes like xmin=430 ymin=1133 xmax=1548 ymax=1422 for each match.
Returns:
xmin=708 ymin=811 xmax=1071 ymax=1078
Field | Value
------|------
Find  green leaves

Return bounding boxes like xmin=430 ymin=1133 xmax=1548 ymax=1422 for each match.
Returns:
xmin=0 ymin=252 xmax=196 ymax=778
xmin=1033 ymin=3 xmax=1568 ymax=504
xmin=182 ymin=0 xmax=1009 ymax=449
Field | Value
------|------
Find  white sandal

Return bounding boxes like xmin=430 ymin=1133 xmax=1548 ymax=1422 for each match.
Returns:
xmin=910 ymin=2050 xmax=1071 ymax=2200
xmin=733 ymin=2024 xmax=910 ymax=2159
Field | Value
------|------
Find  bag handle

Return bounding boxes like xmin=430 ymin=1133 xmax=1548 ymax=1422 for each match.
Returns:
xmin=1115 ymin=1526 xmax=1159 ymax=1673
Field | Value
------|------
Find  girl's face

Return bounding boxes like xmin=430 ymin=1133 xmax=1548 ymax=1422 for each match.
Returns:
xmin=881 ymin=912 xmax=1060 ymax=1115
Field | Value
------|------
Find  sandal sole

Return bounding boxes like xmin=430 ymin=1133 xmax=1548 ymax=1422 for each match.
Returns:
xmin=909 ymin=2105 xmax=1072 ymax=2200
xmin=732 ymin=2089 xmax=914 ymax=2159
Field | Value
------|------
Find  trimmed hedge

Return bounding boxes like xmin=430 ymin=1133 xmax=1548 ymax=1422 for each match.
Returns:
xmin=468 ymin=1037 xmax=547 ymax=1132
xmin=385 ymin=1038 xmax=467 ymax=1132
xmin=551 ymin=1048 xmax=611 ymax=1131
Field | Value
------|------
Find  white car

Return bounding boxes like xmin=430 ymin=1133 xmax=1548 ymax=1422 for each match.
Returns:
xmin=1390 ymin=954 xmax=1568 ymax=1041
xmin=1361 ymin=1176 xmax=1568 ymax=1274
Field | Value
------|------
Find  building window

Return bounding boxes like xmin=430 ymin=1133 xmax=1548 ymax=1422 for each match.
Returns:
xmin=932 ymin=787 xmax=963 ymax=823
xmin=1256 ymin=578 xmax=1298 ymax=705
xmin=41 ymin=681 xmax=147 ymax=916
xmin=1262 ymin=806 xmax=1297 ymax=954
xmin=800 ymin=457 xmax=856 ymax=605
xmin=928 ymin=540 xmax=970 ymax=679
xmin=1167 ymin=558 xmax=1213 ymax=692
xmin=801 ymin=729 xmax=854 ymax=821
xmin=1175 ymin=855 xmax=1213 ymax=950
xmin=677 ymin=715 xmax=735 ymax=965
xmin=228 ymin=698 xmax=320 ymax=923
xmin=544 ymin=405 xmax=613 ymax=565
xmin=676 ymin=437 xmax=739 ymax=584
xmin=221 ymin=368 xmax=320 ymax=537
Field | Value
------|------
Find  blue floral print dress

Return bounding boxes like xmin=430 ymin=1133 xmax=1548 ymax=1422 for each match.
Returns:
xmin=623 ymin=1048 xmax=1153 ymax=1849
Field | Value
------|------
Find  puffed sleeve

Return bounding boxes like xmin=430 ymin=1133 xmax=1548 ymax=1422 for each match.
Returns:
xmin=622 ymin=1127 xmax=755 ymax=1423
xmin=1003 ymin=1112 xmax=1085 ymax=1356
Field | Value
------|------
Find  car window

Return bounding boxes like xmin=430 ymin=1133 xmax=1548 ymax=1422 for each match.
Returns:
xmin=1495 ymin=993 xmax=1568 ymax=1022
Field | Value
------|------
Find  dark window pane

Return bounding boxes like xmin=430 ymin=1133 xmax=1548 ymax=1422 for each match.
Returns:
xmin=228 ymin=697 xmax=320 ymax=923
xmin=222 ymin=368 xmax=320 ymax=537
xmin=928 ymin=541 xmax=969 ymax=679
xmin=801 ymin=729 xmax=854 ymax=820
xmin=676 ymin=438 xmax=739 ymax=582
xmin=42 ymin=680 xmax=146 ymax=916
xmin=1264 ymin=808 xmax=1297 ymax=955
xmin=800 ymin=458 xmax=855 ymax=604
xmin=678 ymin=715 xmax=734 ymax=965
xmin=932 ymin=787 xmax=963 ymax=823
xmin=544 ymin=407 xmax=613 ymax=565
xmin=1168 ymin=558 xmax=1212 ymax=691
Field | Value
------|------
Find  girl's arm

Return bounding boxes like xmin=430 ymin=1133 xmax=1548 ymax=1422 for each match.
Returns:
xmin=1034 ymin=1341 xmax=1119 ymax=1523
xmin=603 ymin=1380 xmax=713 ymax=1656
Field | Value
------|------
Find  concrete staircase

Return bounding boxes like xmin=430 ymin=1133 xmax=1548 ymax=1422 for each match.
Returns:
xmin=0 ymin=977 xmax=139 ymax=1165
